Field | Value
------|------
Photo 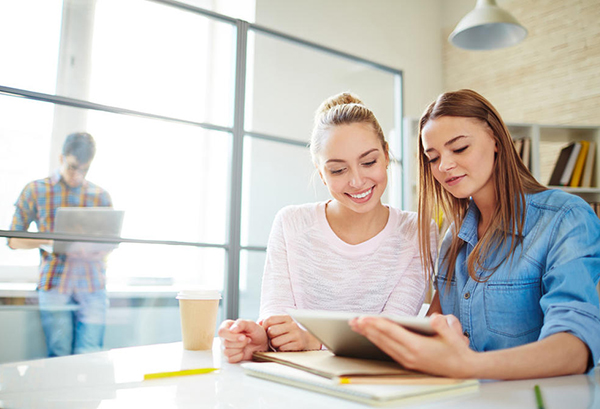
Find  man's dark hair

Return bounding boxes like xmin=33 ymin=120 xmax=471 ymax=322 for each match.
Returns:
xmin=62 ymin=132 xmax=96 ymax=163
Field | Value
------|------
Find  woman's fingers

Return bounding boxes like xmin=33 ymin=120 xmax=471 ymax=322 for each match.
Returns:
xmin=351 ymin=317 xmax=418 ymax=367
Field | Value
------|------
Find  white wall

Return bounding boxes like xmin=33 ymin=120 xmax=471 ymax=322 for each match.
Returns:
xmin=254 ymin=0 xmax=445 ymax=119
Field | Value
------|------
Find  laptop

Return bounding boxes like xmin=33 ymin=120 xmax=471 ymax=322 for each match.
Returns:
xmin=51 ymin=207 xmax=125 ymax=255
xmin=288 ymin=309 xmax=434 ymax=361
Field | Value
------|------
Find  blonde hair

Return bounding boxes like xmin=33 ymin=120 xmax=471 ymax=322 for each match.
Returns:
xmin=417 ymin=89 xmax=546 ymax=285
xmin=310 ymin=92 xmax=389 ymax=164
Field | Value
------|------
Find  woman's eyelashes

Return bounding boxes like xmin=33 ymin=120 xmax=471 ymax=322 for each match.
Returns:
xmin=328 ymin=159 xmax=377 ymax=175
xmin=426 ymin=146 xmax=469 ymax=164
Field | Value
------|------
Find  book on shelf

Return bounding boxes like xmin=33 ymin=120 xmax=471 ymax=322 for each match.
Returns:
xmin=581 ymin=141 xmax=596 ymax=188
xmin=548 ymin=142 xmax=576 ymax=186
xmin=512 ymin=138 xmax=531 ymax=170
xmin=243 ymin=350 xmax=478 ymax=406
xmin=570 ymin=140 xmax=590 ymax=187
xmin=513 ymin=138 xmax=523 ymax=157
xmin=594 ymin=202 xmax=600 ymax=218
xmin=560 ymin=141 xmax=582 ymax=186
xmin=521 ymin=137 xmax=531 ymax=170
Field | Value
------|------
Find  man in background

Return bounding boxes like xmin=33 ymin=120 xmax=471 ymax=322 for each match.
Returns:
xmin=8 ymin=132 xmax=113 ymax=357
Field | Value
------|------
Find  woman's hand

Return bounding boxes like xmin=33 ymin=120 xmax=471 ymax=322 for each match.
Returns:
xmin=218 ymin=319 xmax=268 ymax=363
xmin=261 ymin=315 xmax=322 ymax=351
xmin=349 ymin=314 xmax=475 ymax=378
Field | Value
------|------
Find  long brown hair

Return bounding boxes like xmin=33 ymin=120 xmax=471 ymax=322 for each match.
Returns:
xmin=417 ymin=89 xmax=546 ymax=284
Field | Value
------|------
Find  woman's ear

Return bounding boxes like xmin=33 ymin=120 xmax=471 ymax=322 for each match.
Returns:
xmin=318 ymin=170 xmax=326 ymax=186
xmin=316 ymin=164 xmax=326 ymax=186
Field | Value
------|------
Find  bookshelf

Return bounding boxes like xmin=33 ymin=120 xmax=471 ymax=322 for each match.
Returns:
xmin=402 ymin=119 xmax=600 ymax=212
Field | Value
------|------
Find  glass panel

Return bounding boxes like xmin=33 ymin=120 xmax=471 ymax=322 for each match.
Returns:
xmin=246 ymin=30 xmax=398 ymax=144
xmin=0 ymin=96 xmax=55 ymax=280
xmin=238 ymin=249 xmax=266 ymax=320
xmin=89 ymin=0 xmax=236 ymax=126
xmin=241 ymin=137 xmax=330 ymax=248
xmin=0 ymin=245 xmax=225 ymax=363
xmin=0 ymin=1 xmax=62 ymax=94
xmin=106 ymin=244 xmax=225 ymax=288
xmin=0 ymin=98 xmax=230 ymax=283
xmin=1 ymin=0 xmax=236 ymax=126
xmin=175 ymin=0 xmax=256 ymax=22
xmin=85 ymin=109 xmax=231 ymax=245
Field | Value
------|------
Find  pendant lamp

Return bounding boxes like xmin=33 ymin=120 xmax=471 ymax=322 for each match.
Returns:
xmin=449 ymin=0 xmax=527 ymax=51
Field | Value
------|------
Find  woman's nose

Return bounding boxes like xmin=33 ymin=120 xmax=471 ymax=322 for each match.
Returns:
xmin=349 ymin=168 xmax=364 ymax=188
xmin=439 ymin=155 xmax=456 ymax=172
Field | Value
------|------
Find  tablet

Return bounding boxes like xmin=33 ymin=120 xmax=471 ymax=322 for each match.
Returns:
xmin=288 ymin=309 xmax=434 ymax=361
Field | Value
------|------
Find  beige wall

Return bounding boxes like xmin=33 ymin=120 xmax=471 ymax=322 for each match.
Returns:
xmin=442 ymin=0 xmax=600 ymax=126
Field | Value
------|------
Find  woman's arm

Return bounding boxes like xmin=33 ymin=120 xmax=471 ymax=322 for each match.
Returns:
xmin=350 ymin=314 xmax=590 ymax=379
xmin=258 ymin=210 xmax=297 ymax=319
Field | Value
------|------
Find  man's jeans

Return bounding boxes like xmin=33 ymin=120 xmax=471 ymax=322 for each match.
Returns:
xmin=38 ymin=289 xmax=108 ymax=357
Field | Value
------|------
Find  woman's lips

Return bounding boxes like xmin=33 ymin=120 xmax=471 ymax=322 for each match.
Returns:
xmin=445 ymin=175 xmax=465 ymax=186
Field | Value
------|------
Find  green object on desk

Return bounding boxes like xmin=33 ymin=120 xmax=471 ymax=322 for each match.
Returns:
xmin=144 ymin=367 xmax=218 ymax=380
xmin=534 ymin=384 xmax=545 ymax=409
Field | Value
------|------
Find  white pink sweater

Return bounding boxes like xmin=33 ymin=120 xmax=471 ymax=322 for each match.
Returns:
xmin=259 ymin=202 xmax=437 ymax=320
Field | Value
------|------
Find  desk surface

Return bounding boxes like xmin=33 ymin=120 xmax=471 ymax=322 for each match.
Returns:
xmin=0 ymin=340 xmax=598 ymax=409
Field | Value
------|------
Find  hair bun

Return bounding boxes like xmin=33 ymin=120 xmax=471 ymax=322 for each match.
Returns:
xmin=317 ymin=92 xmax=363 ymax=115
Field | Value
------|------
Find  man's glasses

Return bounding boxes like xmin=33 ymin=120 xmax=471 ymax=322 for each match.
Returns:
xmin=65 ymin=163 xmax=90 ymax=174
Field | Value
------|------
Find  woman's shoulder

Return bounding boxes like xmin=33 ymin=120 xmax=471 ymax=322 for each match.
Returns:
xmin=528 ymin=189 xmax=593 ymax=213
xmin=387 ymin=206 xmax=420 ymax=233
xmin=274 ymin=202 xmax=324 ymax=232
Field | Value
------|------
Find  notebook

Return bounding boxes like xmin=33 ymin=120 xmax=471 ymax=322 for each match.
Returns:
xmin=51 ymin=207 xmax=124 ymax=254
xmin=252 ymin=350 xmax=415 ymax=379
xmin=242 ymin=360 xmax=479 ymax=406
xmin=288 ymin=309 xmax=434 ymax=361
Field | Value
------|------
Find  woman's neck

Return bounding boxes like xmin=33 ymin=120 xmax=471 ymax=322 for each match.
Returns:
xmin=473 ymin=192 xmax=497 ymax=240
xmin=325 ymin=200 xmax=390 ymax=245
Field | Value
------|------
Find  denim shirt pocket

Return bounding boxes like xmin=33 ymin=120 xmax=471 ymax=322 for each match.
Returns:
xmin=484 ymin=278 xmax=543 ymax=338
xmin=436 ymin=274 xmax=458 ymax=316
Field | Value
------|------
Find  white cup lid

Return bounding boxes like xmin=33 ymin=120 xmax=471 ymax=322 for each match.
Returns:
xmin=176 ymin=290 xmax=221 ymax=300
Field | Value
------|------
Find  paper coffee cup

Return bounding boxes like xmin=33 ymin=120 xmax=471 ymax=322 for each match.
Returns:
xmin=177 ymin=290 xmax=221 ymax=350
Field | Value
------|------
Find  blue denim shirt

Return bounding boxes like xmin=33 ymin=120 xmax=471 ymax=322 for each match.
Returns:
xmin=436 ymin=189 xmax=600 ymax=367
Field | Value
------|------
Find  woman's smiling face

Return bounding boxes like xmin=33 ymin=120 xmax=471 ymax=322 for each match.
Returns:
xmin=317 ymin=123 xmax=389 ymax=214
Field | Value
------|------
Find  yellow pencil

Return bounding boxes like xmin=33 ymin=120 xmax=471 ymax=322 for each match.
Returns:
xmin=143 ymin=367 xmax=219 ymax=380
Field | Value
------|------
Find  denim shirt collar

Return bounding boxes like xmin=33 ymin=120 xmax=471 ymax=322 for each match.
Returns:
xmin=456 ymin=194 xmax=536 ymax=246
xmin=457 ymin=199 xmax=479 ymax=247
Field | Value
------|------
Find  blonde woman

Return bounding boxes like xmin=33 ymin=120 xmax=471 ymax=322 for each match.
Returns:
xmin=351 ymin=89 xmax=600 ymax=379
xmin=219 ymin=92 xmax=436 ymax=363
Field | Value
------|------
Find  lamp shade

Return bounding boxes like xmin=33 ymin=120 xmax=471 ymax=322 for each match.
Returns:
xmin=449 ymin=0 xmax=527 ymax=51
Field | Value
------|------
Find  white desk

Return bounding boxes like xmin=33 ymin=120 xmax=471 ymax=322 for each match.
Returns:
xmin=0 ymin=340 xmax=598 ymax=409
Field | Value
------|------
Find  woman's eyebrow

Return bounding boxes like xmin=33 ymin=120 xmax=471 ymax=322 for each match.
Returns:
xmin=425 ymin=135 xmax=469 ymax=153
xmin=325 ymin=148 xmax=379 ymax=164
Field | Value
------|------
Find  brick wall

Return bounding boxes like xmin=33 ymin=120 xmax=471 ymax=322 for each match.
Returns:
xmin=443 ymin=0 xmax=600 ymax=126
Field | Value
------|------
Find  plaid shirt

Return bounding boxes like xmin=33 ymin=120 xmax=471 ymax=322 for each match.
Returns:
xmin=10 ymin=170 xmax=112 ymax=292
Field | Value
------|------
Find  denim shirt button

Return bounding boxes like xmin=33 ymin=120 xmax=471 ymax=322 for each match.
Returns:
xmin=463 ymin=330 xmax=470 ymax=338
xmin=464 ymin=292 xmax=470 ymax=299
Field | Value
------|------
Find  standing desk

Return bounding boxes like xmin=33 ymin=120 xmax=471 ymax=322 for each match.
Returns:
xmin=0 ymin=340 xmax=598 ymax=408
